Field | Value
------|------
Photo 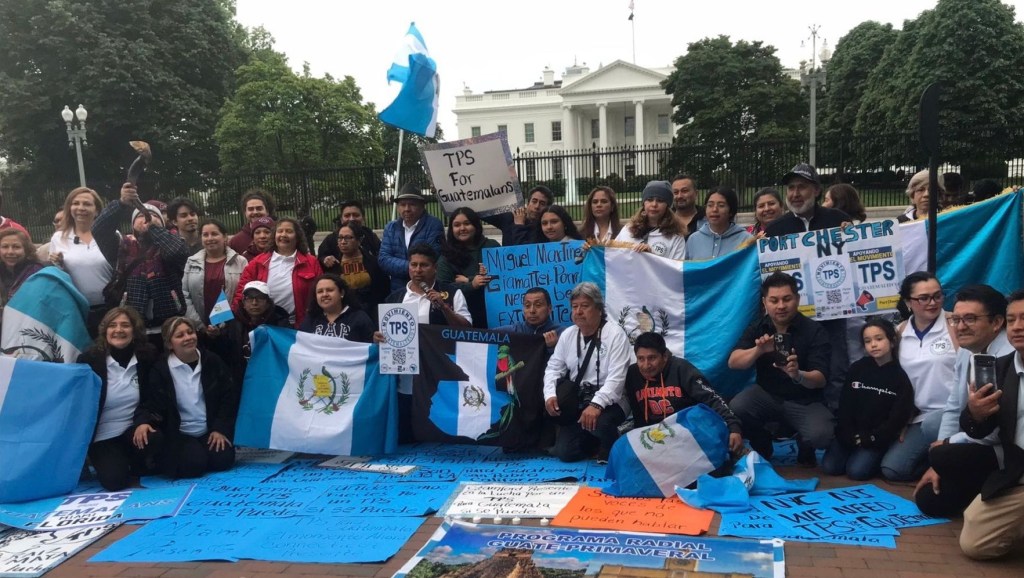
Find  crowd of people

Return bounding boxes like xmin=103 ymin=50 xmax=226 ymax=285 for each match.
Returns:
xmin=0 ymin=160 xmax=1021 ymax=561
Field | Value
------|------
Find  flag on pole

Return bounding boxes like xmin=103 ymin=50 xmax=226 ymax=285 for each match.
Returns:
xmin=234 ymin=326 xmax=397 ymax=456
xmin=0 ymin=357 xmax=101 ymax=502
xmin=379 ymin=22 xmax=439 ymax=138
xmin=208 ymin=290 xmax=234 ymax=325
xmin=628 ymin=0 xmax=635 ymax=20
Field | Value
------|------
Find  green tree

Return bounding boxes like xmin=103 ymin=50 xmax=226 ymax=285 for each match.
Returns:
xmin=819 ymin=22 xmax=897 ymax=136
xmin=0 ymin=0 xmax=247 ymax=197
xmin=855 ymin=0 xmax=1024 ymax=177
xmin=661 ymin=36 xmax=805 ymax=187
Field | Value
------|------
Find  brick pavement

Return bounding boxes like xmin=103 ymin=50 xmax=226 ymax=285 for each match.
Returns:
xmin=48 ymin=467 xmax=1024 ymax=578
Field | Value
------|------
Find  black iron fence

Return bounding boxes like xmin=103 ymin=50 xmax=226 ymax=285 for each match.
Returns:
xmin=10 ymin=125 xmax=1024 ymax=241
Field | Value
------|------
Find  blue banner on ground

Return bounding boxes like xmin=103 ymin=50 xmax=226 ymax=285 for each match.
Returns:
xmin=0 ymin=487 xmax=192 ymax=531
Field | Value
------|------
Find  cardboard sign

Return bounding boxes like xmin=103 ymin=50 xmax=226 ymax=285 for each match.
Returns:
xmin=0 ymin=524 xmax=117 ymax=577
xmin=420 ymin=132 xmax=522 ymax=217
xmin=757 ymin=221 xmax=905 ymax=320
xmin=552 ymin=487 xmax=714 ymax=536
xmin=437 ymin=483 xmax=579 ymax=518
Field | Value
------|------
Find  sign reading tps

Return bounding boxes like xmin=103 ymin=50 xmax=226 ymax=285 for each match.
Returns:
xmin=421 ymin=132 xmax=522 ymax=217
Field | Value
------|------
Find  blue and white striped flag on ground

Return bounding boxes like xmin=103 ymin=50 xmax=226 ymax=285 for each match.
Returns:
xmin=208 ymin=290 xmax=234 ymax=325
xmin=234 ymin=326 xmax=397 ymax=456
xmin=605 ymin=403 xmax=730 ymax=498
xmin=0 ymin=357 xmax=101 ymax=503
xmin=378 ymin=22 xmax=439 ymax=138
xmin=1 ymin=267 xmax=90 ymax=363
xmin=583 ymin=245 xmax=761 ymax=398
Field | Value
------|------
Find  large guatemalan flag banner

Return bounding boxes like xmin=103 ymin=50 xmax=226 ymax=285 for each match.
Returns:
xmin=0 ymin=357 xmax=100 ymax=502
xmin=583 ymin=190 xmax=1024 ymax=399
xmin=1 ymin=268 xmax=90 ymax=362
xmin=235 ymin=326 xmax=397 ymax=456
xmin=413 ymin=325 xmax=547 ymax=448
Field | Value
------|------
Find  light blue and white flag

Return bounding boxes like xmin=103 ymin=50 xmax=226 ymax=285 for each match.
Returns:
xmin=675 ymin=451 xmax=819 ymax=513
xmin=583 ymin=245 xmax=761 ymax=397
xmin=379 ymin=22 xmax=439 ymax=138
xmin=208 ymin=290 xmax=234 ymax=325
xmin=235 ymin=326 xmax=397 ymax=456
xmin=0 ymin=357 xmax=101 ymax=503
xmin=1 ymin=267 xmax=90 ymax=363
xmin=605 ymin=404 xmax=730 ymax=498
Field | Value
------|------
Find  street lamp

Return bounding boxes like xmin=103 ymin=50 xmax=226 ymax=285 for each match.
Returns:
xmin=800 ymin=27 xmax=829 ymax=166
xmin=62 ymin=104 xmax=88 ymax=187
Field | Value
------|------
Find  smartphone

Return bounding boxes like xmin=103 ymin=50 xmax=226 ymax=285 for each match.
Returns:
xmin=973 ymin=354 xmax=998 ymax=392
xmin=773 ymin=333 xmax=793 ymax=365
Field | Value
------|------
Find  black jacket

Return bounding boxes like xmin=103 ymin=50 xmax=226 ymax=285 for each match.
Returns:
xmin=140 ymin=349 xmax=238 ymax=440
xmin=625 ymin=355 xmax=741 ymax=433
xmin=764 ymin=205 xmax=851 ymax=236
xmin=835 ymin=357 xmax=916 ymax=449
xmin=960 ymin=352 xmax=1024 ymax=500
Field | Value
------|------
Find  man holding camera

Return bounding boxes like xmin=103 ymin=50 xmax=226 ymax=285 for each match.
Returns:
xmin=728 ymin=272 xmax=834 ymax=465
xmin=957 ymin=289 xmax=1024 ymax=560
xmin=543 ymin=282 xmax=632 ymax=463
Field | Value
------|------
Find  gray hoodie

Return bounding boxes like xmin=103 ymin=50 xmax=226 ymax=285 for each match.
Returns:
xmin=684 ymin=222 xmax=752 ymax=260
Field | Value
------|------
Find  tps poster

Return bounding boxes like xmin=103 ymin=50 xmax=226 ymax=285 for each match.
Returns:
xmin=420 ymin=132 xmax=523 ymax=218
xmin=757 ymin=221 xmax=904 ymax=320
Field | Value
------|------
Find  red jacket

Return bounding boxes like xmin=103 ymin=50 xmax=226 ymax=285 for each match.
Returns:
xmin=234 ymin=251 xmax=322 ymax=327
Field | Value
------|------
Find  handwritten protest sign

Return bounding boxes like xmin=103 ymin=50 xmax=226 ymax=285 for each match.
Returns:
xmin=303 ymin=482 xmax=453 ymax=516
xmin=0 ymin=524 xmax=117 ymax=577
xmin=0 ymin=487 xmax=192 ymax=531
xmin=757 ymin=221 xmax=905 ymax=320
xmin=395 ymin=521 xmax=785 ymax=578
xmin=482 ymin=241 xmax=584 ymax=327
xmin=421 ymin=132 xmax=522 ymax=217
xmin=437 ymin=483 xmax=579 ymax=518
xmin=551 ymin=487 xmax=713 ymax=536
xmin=318 ymin=456 xmax=418 ymax=476
xmin=91 ymin=516 xmax=422 ymax=564
xmin=235 ymin=447 xmax=295 ymax=464
xmin=745 ymin=484 xmax=945 ymax=541
xmin=718 ymin=509 xmax=897 ymax=549
xmin=141 ymin=462 xmax=289 ymax=489
xmin=461 ymin=456 xmax=587 ymax=484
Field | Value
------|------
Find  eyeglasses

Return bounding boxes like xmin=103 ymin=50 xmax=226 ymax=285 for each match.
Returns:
xmin=243 ymin=294 xmax=268 ymax=302
xmin=907 ymin=292 xmax=944 ymax=305
xmin=338 ymin=235 xmax=357 ymax=242
xmin=950 ymin=314 xmax=994 ymax=326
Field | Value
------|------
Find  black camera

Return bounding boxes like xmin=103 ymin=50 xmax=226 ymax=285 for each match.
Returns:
xmin=579 ymin=382 xmax=598 ymax=409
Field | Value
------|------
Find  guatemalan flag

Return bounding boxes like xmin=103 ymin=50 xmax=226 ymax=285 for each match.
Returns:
xmin=379 ymin=22 xmax=439 ymax=138
xmin=234 ymin=326 xmax=397 ymax=456
xmin=583 ymin=245 xmax=762 ymax=398
xmin=1 ymin=267 xmax=90 ymax=363
xmin=208 ymin=290 xmax=234 ymax=326
xmin=0 ymin=357 xmax=101 ymax=502
xmin=605 ymin=404 xmax=730 ymax=498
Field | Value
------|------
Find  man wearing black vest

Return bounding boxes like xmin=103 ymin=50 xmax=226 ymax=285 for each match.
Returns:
xmin=381 ymin=243 xmax=471 ymax=443
xmin=958 ymin=288 xmax=1024 ymax=560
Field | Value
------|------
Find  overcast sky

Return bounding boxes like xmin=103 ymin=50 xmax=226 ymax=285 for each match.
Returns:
xmin=235 ymin=0 xmax=1024 ymax=141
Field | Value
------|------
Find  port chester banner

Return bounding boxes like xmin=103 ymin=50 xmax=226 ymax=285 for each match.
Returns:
xmin=420 ymin=132 xmax=523 ymax=218
xmin=756 ymin=221 xmax=905 ymax=320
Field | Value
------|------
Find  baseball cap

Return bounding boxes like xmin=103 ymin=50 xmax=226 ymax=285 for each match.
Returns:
xmin=782 ymin=163 xmax=820 ymax=186
xmin=242 ymin=281 xmax=270 ymax=297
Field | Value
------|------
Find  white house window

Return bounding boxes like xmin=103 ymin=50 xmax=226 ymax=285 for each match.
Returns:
xmin=657 ymin=114 xmax=670 ymax=135
xmin=524 ymin=123 xmax=535 ymax=143
xmin=497 ymin=124 xmax=507 ymax=134
xmin=624 ymin=116 xmax=635 ymax=138
xmin=591 ymin=118 xmax=600 ymax=139
xmin=525 ymin=158 xmax=537 ymax=181
xmin=471 ymin=126 xmax=482 ymax=137
xmin=551 ymin=121 xmax=562 ymax=142
xmin=552 ymin=158 xmax=564 ymax=179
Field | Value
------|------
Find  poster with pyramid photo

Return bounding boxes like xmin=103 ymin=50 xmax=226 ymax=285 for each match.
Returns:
xmin=394 ymin=521 xmax=784 ymax=578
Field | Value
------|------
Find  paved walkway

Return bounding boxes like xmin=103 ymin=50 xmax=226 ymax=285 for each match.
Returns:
xmin=49 ymin=466 xmax=1024 ymax=578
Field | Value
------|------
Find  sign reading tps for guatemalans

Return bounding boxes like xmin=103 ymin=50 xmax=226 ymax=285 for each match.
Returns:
xmin=378 ymin=303 xmax=419 ymax=375
xmin=420 ymin=132 xmax=522 ymax=218
xmin=482 ymin=241 xmax=584 ymax=327
xmin=757 ymin=221 xmax=904 ymax=320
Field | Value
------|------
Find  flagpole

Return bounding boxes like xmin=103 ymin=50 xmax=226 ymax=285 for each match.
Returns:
xmin=392 ymin=129 xmax=405 ymax=221
xmin=631 ymin=15 xmax=636 ymax=64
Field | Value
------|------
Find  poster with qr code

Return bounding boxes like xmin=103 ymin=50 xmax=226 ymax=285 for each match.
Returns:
xmin=756 ymin=220 xmax=905 ymax=320
xmin=378 ymin=304 xmax=419 ymax=374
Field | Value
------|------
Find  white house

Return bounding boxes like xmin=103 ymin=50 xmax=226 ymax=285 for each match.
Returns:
xmin=454 ymin=60 xmax=677 ymax=153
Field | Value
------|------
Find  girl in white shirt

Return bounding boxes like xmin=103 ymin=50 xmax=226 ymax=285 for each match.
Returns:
xmin=615 ymin=181 xmax=687 ymax=260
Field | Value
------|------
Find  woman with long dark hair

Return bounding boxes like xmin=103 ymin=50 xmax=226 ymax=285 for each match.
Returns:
xmin=824 ymin=184 xmax=867 ymax=223
xmin=580 ymin=187 xmax=622 ymax=244
xmin=438 ymin=207 xmax=499 ymax=328
xmin=299 ymin=274 xmax=374 ymax=342
xmin=322 ymin=221 xmax=390 ymax=324
xmin=615 ymin=181 xmax=686 ymax=259
xmin=533 ymin=205 xmax=583 ymax=243
xmin=182 ymin=219 xmax=247 ymax=357
xmin=746 ymin=188 xmax=783 ymax=236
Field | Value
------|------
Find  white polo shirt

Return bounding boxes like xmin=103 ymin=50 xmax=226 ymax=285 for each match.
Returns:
xmin=168 ymin=352 xmax=208 ymax=437
xmin=94 ymin=354 xmax=140 ymax=442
